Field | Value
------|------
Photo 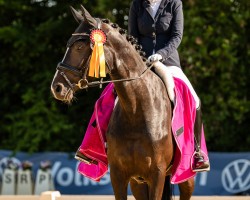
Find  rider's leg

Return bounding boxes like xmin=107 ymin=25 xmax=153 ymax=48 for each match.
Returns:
xmin=156 ymin=64 xmax=210 ymax=172
xmin=167 ymin=66 xmax=200 ymax=108
xmin=192 ymin=102 xmax=210 ymax=172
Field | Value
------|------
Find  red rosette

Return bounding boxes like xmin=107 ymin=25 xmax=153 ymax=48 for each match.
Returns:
xmin=90 ymin=29 xmax=107 ymax=44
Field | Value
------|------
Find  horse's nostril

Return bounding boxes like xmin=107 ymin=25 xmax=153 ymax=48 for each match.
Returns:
xmin=55 ymin=84 xmax=62 ymax=93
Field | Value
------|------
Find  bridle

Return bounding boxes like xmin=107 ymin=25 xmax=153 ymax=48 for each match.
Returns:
xmin=56 ymin=18 xmax=154 ymax=90
xmin=57 ymin=59 xmax=91 ymax=90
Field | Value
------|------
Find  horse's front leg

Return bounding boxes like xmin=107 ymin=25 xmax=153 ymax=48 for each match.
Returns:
xmin=130 ymin=178 xmax=149 ymax=200
xmin=110 ymin=164 xmax=129 ymax=200
xmin=178 ymin=177 xmax=195 ymax=200
xmin=148 ymin=169 xmax=166 ymax=200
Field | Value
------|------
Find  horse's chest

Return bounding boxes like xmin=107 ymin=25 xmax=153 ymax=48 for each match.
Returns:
xmin=107 ymin=137 xmax=154 ymax=168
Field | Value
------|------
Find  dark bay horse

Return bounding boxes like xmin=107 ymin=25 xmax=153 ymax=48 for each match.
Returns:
xmin=50 ymin=6 xmax=194 ymax=200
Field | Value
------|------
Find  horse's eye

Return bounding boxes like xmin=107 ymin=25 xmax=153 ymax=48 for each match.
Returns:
xmin=74 ymin=40 xmax=86 ymax=50
xmin=77 ymin=44 xmax=83 ymax=50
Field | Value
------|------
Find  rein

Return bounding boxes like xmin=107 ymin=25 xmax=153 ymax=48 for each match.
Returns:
xmin=57 ymin=61 xmax=155 ymax=89
xmin=57 ymin=18 xmax=154 ymax=89
xmin=81 ymin=63 xmax=154 ymax=88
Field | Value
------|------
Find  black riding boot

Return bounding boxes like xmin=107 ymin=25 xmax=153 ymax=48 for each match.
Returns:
xmin=192 ymin=103 xmax=210 ymax=172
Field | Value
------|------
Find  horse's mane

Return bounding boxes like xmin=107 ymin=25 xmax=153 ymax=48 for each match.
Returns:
xmin=101 ymin=18 xmax=150 ymax=66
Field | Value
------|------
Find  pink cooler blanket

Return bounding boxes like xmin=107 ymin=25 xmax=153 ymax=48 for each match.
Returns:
xmin=77 ymin=79 xmax=209 ymax=183
xmin=170 ymin=77 xmax=208 ymax=184
xmin=77 ymin=83 xmax=115 ymax=181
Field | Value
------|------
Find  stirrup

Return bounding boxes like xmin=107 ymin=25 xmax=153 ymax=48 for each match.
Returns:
xmin=75 ymin=151 xmax=98 ymax=165
xmin=191 ymin=151 xmax=210 ymax=172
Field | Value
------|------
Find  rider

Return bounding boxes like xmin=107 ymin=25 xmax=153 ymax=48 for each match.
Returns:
xmin=128 ymin=0 xmax=210 ymax=172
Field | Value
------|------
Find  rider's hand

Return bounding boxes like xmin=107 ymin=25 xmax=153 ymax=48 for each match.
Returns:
xmin=148 ymin=54 xmax=163 ymax=62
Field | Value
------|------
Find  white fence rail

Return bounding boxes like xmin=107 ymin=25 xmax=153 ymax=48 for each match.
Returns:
xmin=0 ymin=191 xmax=249 ymax=200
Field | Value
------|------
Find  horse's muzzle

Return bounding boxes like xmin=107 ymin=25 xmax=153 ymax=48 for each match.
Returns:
xmin=51 ymin=81 xmax=74 ymax=103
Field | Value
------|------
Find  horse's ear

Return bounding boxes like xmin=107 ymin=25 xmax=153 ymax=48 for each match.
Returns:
xmin=80 ymin=5 xmax=97 ymax=27
xmin=70 ymin=6 xmax=84 ymax=24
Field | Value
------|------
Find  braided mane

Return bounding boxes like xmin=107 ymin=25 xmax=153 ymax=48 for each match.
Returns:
xmin=101 ymin=18 xmax=150 ymax=66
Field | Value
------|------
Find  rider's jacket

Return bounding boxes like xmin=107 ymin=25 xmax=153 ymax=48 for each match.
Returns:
xmin=128 ymin=0 xmax=183 ymax=68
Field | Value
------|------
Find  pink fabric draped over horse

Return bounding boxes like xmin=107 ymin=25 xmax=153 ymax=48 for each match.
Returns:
xmin=77 ymin=78 xmax=209 ymax=183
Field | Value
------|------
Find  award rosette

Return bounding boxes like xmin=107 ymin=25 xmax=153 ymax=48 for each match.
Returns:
xmin=89 ymin=29 xmax=107 ymax=78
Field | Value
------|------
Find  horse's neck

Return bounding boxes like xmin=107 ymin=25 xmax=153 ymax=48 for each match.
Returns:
xmin=112 ymin=59 xmax=159 ymax=117
xmin=105 ymin=29 xmax=166 ymax=118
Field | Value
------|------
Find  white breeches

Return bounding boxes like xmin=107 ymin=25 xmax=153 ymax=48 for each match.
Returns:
xmin=153 ymin=61 xmax=200 ymax=109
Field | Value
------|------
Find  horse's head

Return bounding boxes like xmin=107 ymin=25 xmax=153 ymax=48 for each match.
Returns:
xmin=51 ymin=5 xmax=147 ymax=103
xmin=51 ymin=6 xmax=99 ymax=103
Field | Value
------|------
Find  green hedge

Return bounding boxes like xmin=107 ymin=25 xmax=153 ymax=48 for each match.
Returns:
xmin=0 ymin=0 xmax=249 ymax=153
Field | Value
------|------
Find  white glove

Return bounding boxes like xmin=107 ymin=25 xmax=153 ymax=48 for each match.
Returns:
xmin=148 ymin=53 xmax=163 ymax=62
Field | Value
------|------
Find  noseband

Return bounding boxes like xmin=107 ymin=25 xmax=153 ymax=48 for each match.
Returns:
xmin=57 ymin=18 xmax=154 ymax=90
xmin=57 ymin=60 xmax=90 ymax=90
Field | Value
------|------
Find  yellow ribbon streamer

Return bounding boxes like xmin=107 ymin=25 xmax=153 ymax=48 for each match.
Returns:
xmin=89 ymin=42 xmax=106 ymax=78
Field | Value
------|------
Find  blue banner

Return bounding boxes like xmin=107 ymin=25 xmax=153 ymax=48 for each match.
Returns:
xmin=0 ymin=150 xmax=249 ymax=195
